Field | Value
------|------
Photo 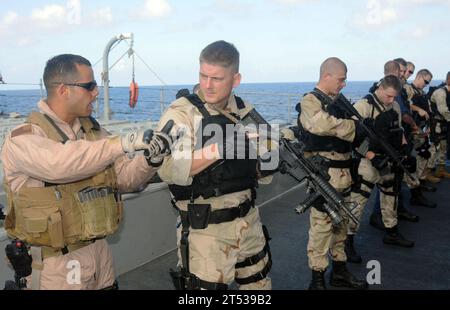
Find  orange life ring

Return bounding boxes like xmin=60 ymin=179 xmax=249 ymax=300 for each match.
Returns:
xmin=129 ymin=81 xmax=139 ymax=108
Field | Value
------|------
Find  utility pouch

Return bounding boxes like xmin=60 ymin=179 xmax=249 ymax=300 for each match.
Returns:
xmin=187 ymin=204 xmax=211 ymax=230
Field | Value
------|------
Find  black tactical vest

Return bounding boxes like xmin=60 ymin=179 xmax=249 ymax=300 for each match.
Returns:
xmin=365 ymin=94 xmax=403 ymax=152
xmin=169 ymin=94 xmax=258 ymax=201
xmin=411 ymin=84 xmax=429 ymax=111
xmin=298 ymin=89 xmax=353 ymax=154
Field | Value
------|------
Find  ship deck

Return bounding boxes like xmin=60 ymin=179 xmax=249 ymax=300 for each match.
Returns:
xmin=117 ymin=175 xmax=450 ymax=290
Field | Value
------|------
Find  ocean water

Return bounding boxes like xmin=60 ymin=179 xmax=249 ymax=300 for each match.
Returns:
xmin=0 ymin=81 xmax=442 ymax=124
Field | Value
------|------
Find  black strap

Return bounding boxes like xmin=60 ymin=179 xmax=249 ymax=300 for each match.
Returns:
xmin=186 ymin=94 xmax=210 ymax=119
xmin=189 ymin=276 xmax=228 ymax=290
xmin=43 ymin=114 xmax=70 ymax=143
xmin=311 ymin=88 xmax=333 ymax=108
xmin=379 ymin=179 xmax=395 ymax=188
xmin=365 ymin=93 xmax=385 ymax=115
xmin=235 ymin=96 xmax=246 ymax=110
xmin=186 ymin=94 xmax=247 ymax=119
xmin=353 ymin=188 xmax=372 ymax=199
xmin=235 ymin=257 xmax=272 ymax=285
xmin=235 ymin=243 xmax=269 ymax=269
xmin=179 ymin=200 xmax=254 ymax=227
xmin=341 ymin=187 xmax=352 ymax=198
xmin=352 ymin=179 xmax=374 ymax=198
xmin=378 ymin=186 xmax=397 ymax=197
xmin=361 ymin=179 xmax=376 ymax=189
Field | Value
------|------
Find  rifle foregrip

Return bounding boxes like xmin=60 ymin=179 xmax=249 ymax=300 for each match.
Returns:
xmin=310 ymin=174 xmax=343 ymax=204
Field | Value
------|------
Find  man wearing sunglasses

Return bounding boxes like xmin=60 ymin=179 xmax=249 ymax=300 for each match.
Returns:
xmin=404 ymin=69 xmax=441 ymax=199
xmin=405 ymin=62 xmax=416 ymax=81
xmin=0 ymin=54 xmax=173 ymax=290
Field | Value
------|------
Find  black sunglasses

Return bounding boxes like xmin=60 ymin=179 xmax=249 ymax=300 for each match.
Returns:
xmin=424 ymin=79 xmax=430 ymax=85
xmin=53 ymin=80 xmax=98 ymax=91
xmin=408 ymin=70 xmax=414 ymax=74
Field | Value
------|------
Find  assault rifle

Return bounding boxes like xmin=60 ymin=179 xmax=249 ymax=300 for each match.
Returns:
xmin=335 ymin=94 xmax=415 ymax=180
xmin=279 ymin=138 xmax=359 ymax=227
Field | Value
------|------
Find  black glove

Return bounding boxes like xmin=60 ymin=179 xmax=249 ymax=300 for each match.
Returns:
xmin=400 ymin=143 xmax=412 ymax=157
xmin=312 ymin=195 xmax=327 ymax=213
xmin=142 ymin=130 xmax=172 ymax=167
xmin=371 ymin=155 xmax=389 ymax=171
xmin=416 ymin=143 xmax=431 ymax=159
xmin=403 ymin=156 xmax=417 ymax=173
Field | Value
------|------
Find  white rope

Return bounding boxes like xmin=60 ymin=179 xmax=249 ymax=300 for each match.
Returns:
xmin=108 ymin=48 xmax=131 ymax=71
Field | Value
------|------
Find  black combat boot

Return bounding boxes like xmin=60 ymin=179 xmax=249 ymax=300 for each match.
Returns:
xmin=397 ymin=194 xmax=419 ymax=222
xmin=369 ymin=212 xmax=385 ymax=231
xmin=345 ymin=235 xmax=362 ymax=264
xmin=308 ymin=269 xmax=327 ymax=290
xmin=410 ymin=187 xmax=437 ymax=208
xmin=329 ymin=261 xmax=368 ymax=290
xmin=419 ymin=180 xmax=437 ymax=193
xmin=382 ymin=225 xmax=415 ymax=247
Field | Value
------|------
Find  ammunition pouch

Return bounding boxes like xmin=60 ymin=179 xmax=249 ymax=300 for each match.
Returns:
xmin=187 ymin=204 xmax=211 ymax=230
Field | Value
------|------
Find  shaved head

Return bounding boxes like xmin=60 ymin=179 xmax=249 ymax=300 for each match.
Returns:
xmin=317 ymin=57 xmax=348 ymax=96
xmin=320 ymin=57 xmax=347 ymax=79
xmin=384 ymin=60 xmax=400 ymax=77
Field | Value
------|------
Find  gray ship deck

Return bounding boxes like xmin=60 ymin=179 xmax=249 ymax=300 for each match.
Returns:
xmin=117 ymin=175 xmax=450 ymax=290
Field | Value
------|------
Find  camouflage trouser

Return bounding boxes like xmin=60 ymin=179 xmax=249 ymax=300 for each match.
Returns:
xmin=417 ymin=144 xmax=437 ymax=179
xmin=349 ymin=158 xmax=397 ymax=234
xmin=307 ymin=166 xmax=352 ymax=271
xmin=176 ymin=207 xmax=271 ymax=290
xmin=437 ymin=139 xmax=448 ymax=166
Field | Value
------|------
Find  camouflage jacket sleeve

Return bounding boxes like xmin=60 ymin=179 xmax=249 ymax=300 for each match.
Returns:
xmin=299 ymin=93 xmax=355 ymax=142
xmin=432 ymin=88 xmax=450 ymax=122
xmin=156 ymin=99 xmax=195 ymax=186
xmin=404 ymin=84 xmax=415 ymax=103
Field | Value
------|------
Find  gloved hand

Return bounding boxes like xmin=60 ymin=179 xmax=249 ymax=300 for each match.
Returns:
xmin=312 ymin=195 xmax=327 ymax=213
xmin=371 ymin=155 xmax=389 ymax=171
xmin=121 ymin=129 xmax=155 ymax=153
xmin=145 ymin=153 xmax=165 ymax=167
xmin=121 ymin=129 xmax=172 ymax=165
xmin=416 ymin=143 xmax=431 ymax=159
xmin=143 ymin=131 xmax=172 ymax=166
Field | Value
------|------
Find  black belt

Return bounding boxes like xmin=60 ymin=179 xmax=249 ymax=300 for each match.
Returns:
xmin=179 ymin=199 xmax=254 ymax=227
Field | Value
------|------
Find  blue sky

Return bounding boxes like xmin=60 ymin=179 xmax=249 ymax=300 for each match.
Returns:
xmin=0 ymin=0 xmax=449 ymax=89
